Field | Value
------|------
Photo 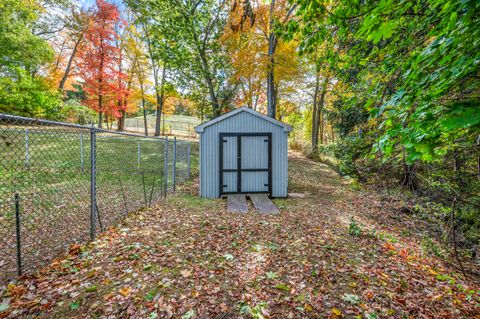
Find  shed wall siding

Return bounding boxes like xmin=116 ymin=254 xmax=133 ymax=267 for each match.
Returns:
xmin=199 ymin=111 xmax=288 ymax=198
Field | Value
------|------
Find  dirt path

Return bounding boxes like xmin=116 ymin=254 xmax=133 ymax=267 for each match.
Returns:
xmin=1 ymin=153 xmax=479 ymax=318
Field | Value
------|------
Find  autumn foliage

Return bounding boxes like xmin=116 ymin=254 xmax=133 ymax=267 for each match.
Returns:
xmin=78 ymin=0 xmax=128 ymax=127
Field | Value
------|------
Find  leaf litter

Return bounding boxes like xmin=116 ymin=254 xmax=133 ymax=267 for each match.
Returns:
xmin=0 ymin=152 xmax=478 ymax=318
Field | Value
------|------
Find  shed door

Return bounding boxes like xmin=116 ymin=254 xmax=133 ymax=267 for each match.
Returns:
xmin=219 ymin=133 xmax=272 ymax=196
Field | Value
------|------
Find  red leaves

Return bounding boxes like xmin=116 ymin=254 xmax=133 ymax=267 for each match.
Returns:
xmin=78 ymin=0 xmax=128 ymax=119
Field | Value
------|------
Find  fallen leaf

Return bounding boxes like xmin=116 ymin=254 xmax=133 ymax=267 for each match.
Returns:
xmin=119 ymin=287 xmax=132 ymax=298
xmin=181 ymin=270 xmax=192 ymax=278
xmin=330 ymin=307 xmax=343 ymax=318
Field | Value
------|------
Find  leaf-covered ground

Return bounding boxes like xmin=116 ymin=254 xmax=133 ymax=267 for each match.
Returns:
xmin=1 ymin=153 xmax=479 ymax=318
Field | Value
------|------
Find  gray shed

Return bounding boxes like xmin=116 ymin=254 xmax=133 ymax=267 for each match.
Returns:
xmin=195 ymin=107 xmax=292 ymax=198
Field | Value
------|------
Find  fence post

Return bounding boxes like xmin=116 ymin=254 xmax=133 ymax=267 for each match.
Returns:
xmin=187 ymin=142 xmax=191 ymax=179
xmin=80 ymin=132 xmax=85 ymax=173
xmin=90 ymin=128 xmax=97 ymax=240
xmin=173 ymin=137 xmax=177 ymax=191
xmin=163 ymin=136 xmax=169 ymax=197
xmin=136 ymin=118 xmax=139 ymax=132
xmin=137 ymin=139 xmax=141 ymax=170
xmin=14 ymin=193 xmax=22 ymax=276
xmin=25 ymin=128 xmax=29 ymax=166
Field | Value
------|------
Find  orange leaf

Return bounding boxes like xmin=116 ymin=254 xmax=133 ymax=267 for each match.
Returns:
xmin=329 ymin=308 xmax=343 ymax=318
xmin=119 ymin=287 xmax=131 ymax=298
xmin=399 ymin=248 xmax=409 ymax=258
xmin=365 ymin=291 xmax=374 ymax=300
xmin=383 ymin=243 xmax=395 ymax=251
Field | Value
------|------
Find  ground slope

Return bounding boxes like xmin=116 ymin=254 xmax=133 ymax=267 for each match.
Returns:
xmin=0 ymin=153 xmax=479 ymax=318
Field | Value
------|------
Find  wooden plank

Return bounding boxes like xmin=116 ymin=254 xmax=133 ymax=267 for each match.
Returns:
xmin=249 ymin=194 xmax=280 ymax=215
xmin=227 ymin=194 xmax=248 ymax=213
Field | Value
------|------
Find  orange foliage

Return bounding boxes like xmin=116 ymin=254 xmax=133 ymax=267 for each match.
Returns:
xmin=222 ymin=0 xmax=300 ymax=111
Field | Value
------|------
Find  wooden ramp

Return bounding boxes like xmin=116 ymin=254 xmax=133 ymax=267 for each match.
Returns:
xmin=249 ymin=194 xmax=280 ymax=214
xmin=227 ymin=194 xmax=248 ymax=213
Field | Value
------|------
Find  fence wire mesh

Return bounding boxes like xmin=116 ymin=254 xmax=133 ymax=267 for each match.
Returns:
xmin=0 ymin=114 xmax=192 ymax=283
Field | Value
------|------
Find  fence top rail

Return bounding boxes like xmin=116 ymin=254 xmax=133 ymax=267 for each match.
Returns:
xmin=0 ymin=113 xmax=172 ymax=141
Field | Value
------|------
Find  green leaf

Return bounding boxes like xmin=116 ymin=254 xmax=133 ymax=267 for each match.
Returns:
xmin=448 ymin=11 xmax=458 ymax=30
xmin=342 ymin=293 xmax=361 ymax=304
xmin=266 ymin=271 xmax=278 ymax=279
xmin=181 ymin=309 xmax=195 ymax=319
xmin=85 ymin=285 xmax=98 ymax=293
xmin=274 ymin=283 xmax=290 ymax=291
xmin=143 ymin=263 xmax=153 ymax=271
xmin=223 ymin=253 xmax=234 ymax=261
xmin=70 ymin=301 xmax=81 ymax=310
xmin=440 ymin=106 xmax=480 ymax=130
xmin=0 ymin=303 xmax=10 ymax=312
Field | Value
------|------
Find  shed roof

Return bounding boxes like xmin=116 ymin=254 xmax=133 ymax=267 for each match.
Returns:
xmin=194 ymin=107 xmax=292 ymax=133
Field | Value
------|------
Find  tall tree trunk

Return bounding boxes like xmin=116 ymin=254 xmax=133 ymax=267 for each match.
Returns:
xmin=198 ymin=49 xmax=220 ymax=117
xmin=311 ymin=71 xmax=320 ymax=153
xmin=139 ymin=80 xmax=148 ymax=136
xmin=312 ymin=75 xmax=329 ymax=153
xmin=267 ymin=0 xmax=277 ymax=119
xmin=117 ymin=73 xmax=133 ymax=132
xmin=59 ymin=35 xmax=83 ymax=90
xmin=143 ymin=23 xmax=164 ymax=136
xmin=400 ymin=150 xmax=417 ymax=190
xmin=319 ymin=111 xmax=324 ymax=144
xmin=98 ymin=93 xmax=103 ymax=128
xmin=117 ymin=111 xmax=125 ymax=131
xmin=155 ymin=62 xmax=167 ymax=136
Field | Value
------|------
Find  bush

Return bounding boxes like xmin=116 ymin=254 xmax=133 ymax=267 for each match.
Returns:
xmin=58 ymin=99 xmax=97 ymax=125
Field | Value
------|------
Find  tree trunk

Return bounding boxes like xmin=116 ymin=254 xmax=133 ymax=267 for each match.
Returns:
xmin=198 ymin=49 xmax=220 ymax=117
xmin=59 ymin=35 xmax=83 ymax=90
xmin=117 ymin=111 xmax=126 ymax=131
xmin=319 ymin=111 xmax=324 ymax=144
xmin=311 ymin=71 xmax=320 ymax=153
xmin=400 ymin=151 xmax=417 ymax=190
xmin=139 ymin=80 xmax=148 ymax=136
xmin=98 ymin=93 xmax=103 ymax=128
xmin=155 ymin=62 xmax=167 ymax=136
xmin=312 ymin=75 xmax=329 ymax=153
xmin=267 ymin=0 xmax=277 ymax=119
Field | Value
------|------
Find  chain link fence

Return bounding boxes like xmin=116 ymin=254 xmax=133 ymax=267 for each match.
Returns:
xmin=111 ymin=114 xmax=200 ymax=137
xmin=0 ymin=114 xmax=193 ymax=283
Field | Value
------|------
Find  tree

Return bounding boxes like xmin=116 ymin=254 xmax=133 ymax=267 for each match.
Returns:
xmin=124 ymin=22 xmax=152 ymax=135
xmin=58 ymin=8 xmax=91 ymax=91
xmin=128 ymin=0 xmax=235 ymax=119
xmin=140 ymin=21 xmax=168 ymax=136
xmin=0 ymin=0 xmax=61 ymax=118
xmin=77 ymin=0 xmax=126 ymax=128
xmin=227 ymin=0 xmax=297 ymax=118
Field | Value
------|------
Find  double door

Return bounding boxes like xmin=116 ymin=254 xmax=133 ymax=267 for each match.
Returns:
xmin=219 ymin=133 xmax=272 ymax=196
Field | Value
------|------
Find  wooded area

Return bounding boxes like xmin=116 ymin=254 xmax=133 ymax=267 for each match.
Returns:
xmin=0 ymin=0 xmax=479 ymax=317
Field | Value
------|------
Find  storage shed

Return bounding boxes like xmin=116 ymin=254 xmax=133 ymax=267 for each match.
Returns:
xmin=195 ymin=107 xmax=292 ymax=198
